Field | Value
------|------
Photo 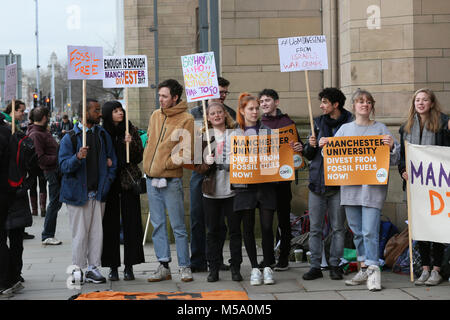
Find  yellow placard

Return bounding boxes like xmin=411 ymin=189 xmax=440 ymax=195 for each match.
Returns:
xmin=323 ymin=135 xmax=390 ymax=186
xmin=230 ymin=131 xmax=295 ymax=184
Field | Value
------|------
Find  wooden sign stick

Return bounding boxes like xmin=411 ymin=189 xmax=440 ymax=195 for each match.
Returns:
xmin=82 ymin=80 xmax=87 ymax=148
xmin=304 ymin=70 xmax=315 ymax=138
xmin=405 ymin=141 xmax=415 ymax=282
xmin=125 ymin=88 xmax=130 ymax=163
xmin=11 ymin=99 xmax=15 ymax=134
xmin=202 ymin=100 xmax=212 ymax=155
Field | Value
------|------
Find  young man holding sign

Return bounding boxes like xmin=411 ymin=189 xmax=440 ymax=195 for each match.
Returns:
xmin=143 ymin=79 xmax=194 ymax=283
xmin=302 ymin=88 xmax=353 ymax=281
xmin=59 ymin=99 xmax=117 ymax=284
xmin=259 ymin=88 xmax=303 ymax=271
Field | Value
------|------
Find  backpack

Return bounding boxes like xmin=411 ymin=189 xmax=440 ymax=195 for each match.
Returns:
xmin=379 ymin=216 xmax=399 ymax=259
xmin=384 ymin=228 xmax=409 ymax=268
xmin=7 ymin=130 xmax=38 ymax=189
xmin=300 ymin=210 xmax=310 ymax=234
xmin=392 ymin=241 xmax=422 ymax=277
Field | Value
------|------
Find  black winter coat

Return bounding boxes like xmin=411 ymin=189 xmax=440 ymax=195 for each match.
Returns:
xmin=303 ymin=109 xmax=353 ymax=195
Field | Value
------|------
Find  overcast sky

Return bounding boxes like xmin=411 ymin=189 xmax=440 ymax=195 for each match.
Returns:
xmin=1 ymin=0 xmax=117 ymax=71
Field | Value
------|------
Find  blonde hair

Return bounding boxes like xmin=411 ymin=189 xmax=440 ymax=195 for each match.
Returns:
xmin=202 ymin=101 xmax=236 ymax=132
xmin=236 ymin=92 xmax=259 ymax=130
xmin=351 ymin=88 xmax=375 ymax=117
xmin=404 ymin=88 xmax=442 ymax=134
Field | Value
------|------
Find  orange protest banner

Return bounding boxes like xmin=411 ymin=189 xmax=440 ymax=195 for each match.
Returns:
xmin=278 ymin=124 xmax=305 ymax=169
xmin=230 ymin=131 xmax=295 ymax=184
xmin=323 ymin=135 xmax=390 ymax=186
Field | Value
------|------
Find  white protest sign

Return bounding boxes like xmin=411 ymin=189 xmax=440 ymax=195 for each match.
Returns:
xmin=103 ymin=55 xmax=148 ymax=88
xmin=67 ymin=45 xmax=104 ymax=80
xmin=278 ymin=35 xmax=328 ymax=72
xmin=407 ymin=143 xmax=450 ymax=243
xmin=181 ymin=52 xmax=220 ymax=103
xmin=4 ymin=63 xmax=17 ymax=101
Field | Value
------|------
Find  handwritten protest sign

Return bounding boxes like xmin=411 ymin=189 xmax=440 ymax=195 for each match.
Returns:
xmin=230 ymin=131 xmax=295 ymax=184
xmin=181 ymin=52 xmax=220 ymax=103
xmin=4 ymin=63 xmax=17 ymax=101
xmin=103 ymin=55 xmax=148 ymax=88
xmin=67 ymin=46 xmax=104 ymax=80
xmin=406 ymin=143 xmax=450 ymax=243
xmin=323 ymin=135 xmax=390 ymax=186
xmin=278 ymin=124 xmax=305 ymax=169
xmin=278 ymin=35 xmax=328 ymax=72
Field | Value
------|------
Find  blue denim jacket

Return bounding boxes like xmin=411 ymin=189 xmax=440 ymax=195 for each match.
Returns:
xmin=58 ymin=124 xmax=117 ymax=206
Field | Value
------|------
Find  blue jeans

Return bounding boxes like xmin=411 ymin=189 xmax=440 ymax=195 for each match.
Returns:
xmin=42 ymin=169 xmax=63 ymax=241
xmin=146 ymin=177 xmax=190 ymax=267
xmin=189 ymin=171 xmax=207 ymax=269
xmin=308 ymin=190 xmax=345 ymax=268
xmin=344 ymin=205 xmax=381 ymax=266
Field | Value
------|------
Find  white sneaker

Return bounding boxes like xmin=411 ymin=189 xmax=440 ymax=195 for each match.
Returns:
xmin=71 ymin=267 xmax=84 ymax=285
xmin=425 ymin=270 xmax=443 ymax=286
xmin=250 ymin=268 xmax=263 ymax=286
xmin=147 ymin=264 xmax=172 ymax=282
xmin=414 ymin=270 xmax=430 ymax=286
xmin=263 ymin=267 xmax=275 ymax=285
xmin=366 ymin=265 xmax=381 ymax=291
xmin=180 ymin=267 xmax=193 ymax=282
xmin=42 ymin=238 xmax=62 ymax=245
xmin=345 ymin=268 xmax=368 ymax=286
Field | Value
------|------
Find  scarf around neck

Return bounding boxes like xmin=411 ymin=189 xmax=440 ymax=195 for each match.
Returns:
xmin=405 ymin=114 xmax=435 ymax=145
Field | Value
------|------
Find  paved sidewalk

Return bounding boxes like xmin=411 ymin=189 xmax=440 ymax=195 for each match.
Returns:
xmin=6 ymin=204 xmax=449 ymax=300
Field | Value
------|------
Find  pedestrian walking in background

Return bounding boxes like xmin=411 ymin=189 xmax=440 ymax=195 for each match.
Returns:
xmin=27 ymin=106 xmax=63 ymax=246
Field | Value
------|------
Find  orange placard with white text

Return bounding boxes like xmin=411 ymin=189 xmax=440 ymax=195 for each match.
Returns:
xmin=278 ymin=124 xmax=305 ymax=169
xmin=230 ymin=132 xmax=295 ymax=184
xmin=323 ymin=135 xmax=390 ymax=186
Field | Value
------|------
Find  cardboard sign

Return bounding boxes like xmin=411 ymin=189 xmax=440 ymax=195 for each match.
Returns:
xmin=407 ymin=143 xmax=450 ymax=243
xmin=323 ymin=135 xmax=390 ymax=186
xmin=67 ymin=45 xmax=104 ymax=80
xmin=278 ymin=124 xmax=305 ymax=169
xmin=230 ymin=131 xmax=295 ymax=184
xmin=103 ymin=55 xmax=148 ymax=88
xmin=278 ymin=35 xmax=328 ymax=72
xmin=4 ymin=63 xmax=17 ymax=101
xmin=181 ymin=52 xmax=220 ymax=103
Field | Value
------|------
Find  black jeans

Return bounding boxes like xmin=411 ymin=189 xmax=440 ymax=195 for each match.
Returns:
xmin=202 ymin=196 xmax=235 ymax=270
xmin=42 ymin=169 xmax=63 ymax=240
xmin=418 ymin=241 xmax=445 ymax=268
xmin=275 ymin=182 xmax=292 ymax=262
xmin=0 ymin=192 xmax=17 ymax=288
xmin=235 ymin=208 xmax=275 ymax=268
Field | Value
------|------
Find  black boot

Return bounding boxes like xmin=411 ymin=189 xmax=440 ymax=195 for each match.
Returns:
xmin=108 ymin=267 xmax=119 ymax=281
xmin=230 ymin=265 xmax=243 ymax=281
xmin=329 ymin=266 xmax=343 ymax=280
xmin=207 ymin=269 xmax=219 ymax=282
xmin=124 ymin=265 xmax=135 ymax=281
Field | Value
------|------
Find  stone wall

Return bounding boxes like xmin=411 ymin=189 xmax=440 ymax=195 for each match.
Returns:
xmin=125 ymin=0 xmax=450 ymax=241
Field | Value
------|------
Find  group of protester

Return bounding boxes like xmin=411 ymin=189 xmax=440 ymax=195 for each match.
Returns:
xmin=0 ymin=75 xmax=448 ymax=297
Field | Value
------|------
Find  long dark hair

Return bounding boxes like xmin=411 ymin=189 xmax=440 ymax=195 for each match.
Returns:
xmin=101 ymin=100 xmax=126 ymax=138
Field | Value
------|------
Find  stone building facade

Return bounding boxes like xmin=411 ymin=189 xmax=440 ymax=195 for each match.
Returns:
xmin=123 ymin=0 xmax=450 ymax=236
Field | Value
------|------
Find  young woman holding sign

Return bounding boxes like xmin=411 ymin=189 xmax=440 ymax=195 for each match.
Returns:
xmin=399 ymin=88 xmax=450 ymax=286
xmin=230 ymin=93 xmax=277 ymax=286
xmin=101 ymin=101 xmax=145 ymax=281
xmin=194 ymin=101 xmax=240 ymax=282
xmin=323 ymin=89 xmax=400 ymax=291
